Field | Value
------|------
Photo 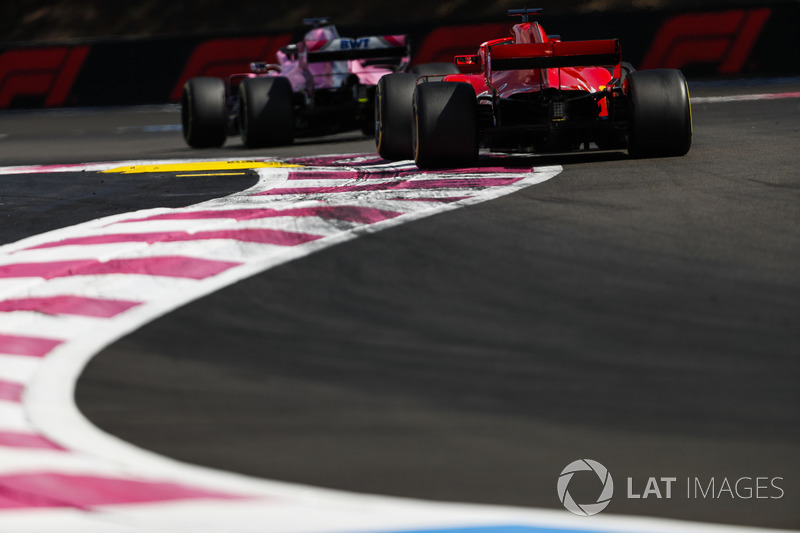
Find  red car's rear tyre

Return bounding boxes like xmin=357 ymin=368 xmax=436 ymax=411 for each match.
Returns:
xmin=239 ymin=77 xmax=294 ymax=148
xmin=413 ymin=81 xmax=478 ymax=169
xmin=375 ymin=73 xmax=417 ymax=161
xmin=627 ymin=69 xmax=692 ymax=158
xmin=182 ymin=77 xmax=227 ymax=148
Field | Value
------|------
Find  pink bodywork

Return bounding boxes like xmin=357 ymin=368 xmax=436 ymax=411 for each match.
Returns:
xmin=231 ymin=26 xmax=408 ymax=94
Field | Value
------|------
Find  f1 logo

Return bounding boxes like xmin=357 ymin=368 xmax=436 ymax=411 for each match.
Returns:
xmin=640 ymin=8 xmax=770 ymax=75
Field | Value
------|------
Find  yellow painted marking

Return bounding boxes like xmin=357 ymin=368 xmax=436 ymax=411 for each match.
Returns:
xmin=176 ymin=172 xmax=248 ymax=177
xmin=102 ymin=160 xmax=303 ymax=174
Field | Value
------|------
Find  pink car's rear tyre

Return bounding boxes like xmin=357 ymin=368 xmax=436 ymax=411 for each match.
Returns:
xmin=182 ymin=77 xmax=227 ymax=148
xmin=376 ymin=73 xmax=417 ymax=161
xmin=239 ymin=77 xmax=294 ymax=148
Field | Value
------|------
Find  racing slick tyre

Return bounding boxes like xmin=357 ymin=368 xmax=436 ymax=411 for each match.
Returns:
xmin=182 ymin=77 xmax=227 ymax=148
xmin=376 ymin=73 xmax=417 ymax=161
xmin=627 ymin=69 xmax=692 ymax=158
xmin=239 ymin=76 xmax=294 ymax=148
xmin=413 ymin=81 xmax=478 ymax=169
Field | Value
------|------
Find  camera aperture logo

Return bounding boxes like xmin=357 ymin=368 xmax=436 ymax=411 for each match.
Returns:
xmin=557 ymin=459 xmax=614 ymax=516
xmin=557 ymin=459 xmax=785 ymax=517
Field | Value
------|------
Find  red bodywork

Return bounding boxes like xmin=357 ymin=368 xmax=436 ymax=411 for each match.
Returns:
xmin=437 ymin=20 xmax=628 ymax=152
xmin=447 ymin=22 xmax=619 ymax=98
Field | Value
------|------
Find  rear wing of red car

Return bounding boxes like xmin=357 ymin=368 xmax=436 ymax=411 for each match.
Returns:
xmin=457 ymin=39 xmax=620 ymax=72
xmin=494 ymin=40 xmax=620 ymax=70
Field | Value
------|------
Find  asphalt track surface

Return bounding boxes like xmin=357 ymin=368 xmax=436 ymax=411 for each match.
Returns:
xmin=1 ymin=81 xmax=799 ymax=529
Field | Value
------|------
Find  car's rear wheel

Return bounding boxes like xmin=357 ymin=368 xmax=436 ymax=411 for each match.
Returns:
xmin=627 ymin=69 xmax=692 ymax=158
xmin=239 ymin=76 xmax=294 ymax=148
xmin=413 ymin=81 xmax=478 ymax=169
xmin=182 ymin=77 xmax=227 ymax=148
xmin=375 ymin=73 xmax=417 ymax=161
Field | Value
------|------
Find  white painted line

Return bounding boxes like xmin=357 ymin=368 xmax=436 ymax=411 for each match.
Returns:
xmin=0 ymin=402 xmax=32 ymax=432
xmin=0 ymin=448 xmax=131 ymax=476
xmin=0 ymin=354 xmax=41 ymax=383
xmin=0 ymin=313 xmax=101 ymax=339
xmin=0 ymin=276 xmax=199 ymax=305
xmin=692 ymin=91 xmax=800 ymax=103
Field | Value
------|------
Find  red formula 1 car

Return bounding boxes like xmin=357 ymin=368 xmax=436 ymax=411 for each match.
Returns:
xmin=376 ymin=8 xmax=692 ymax=168
xmin=182 ymin=18 xmax=453 ymax=148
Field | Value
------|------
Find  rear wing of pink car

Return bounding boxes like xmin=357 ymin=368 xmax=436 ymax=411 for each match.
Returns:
xmin=306 ymin=36 xmax=409 ymax=63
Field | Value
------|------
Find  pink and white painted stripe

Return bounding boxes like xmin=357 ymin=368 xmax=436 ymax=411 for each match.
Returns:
xmin=0 ymin=379 xmax=25 ymax=402
xmin=115 ymin=205 xmax=403 ymax=225
xmin=0 ymin=296 xmax=140 ymax=318
xmin=0 ymin=154 xmax=565 ymax=531
xmin=23 ymin=228 xmax=322 ymax=250
xmin=0 ymin=154 xmax=776 ymax=532
xmin=0 ymin=473 xmax=245 ymax=509
xmin=0 ymin=333 xmax=63 ymax=357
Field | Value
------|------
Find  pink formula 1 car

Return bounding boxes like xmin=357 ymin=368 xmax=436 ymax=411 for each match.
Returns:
xmin=182 ymin=18 xmax=454 ymax=148
xmin=376 ymin=9 xmax=692 ymax=168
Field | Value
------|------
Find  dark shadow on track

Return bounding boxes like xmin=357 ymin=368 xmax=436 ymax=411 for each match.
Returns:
xmin=0 ymin=171 xmax=258 ymax=244
xmin=477 ymin=150 xmax=630 ymax=168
